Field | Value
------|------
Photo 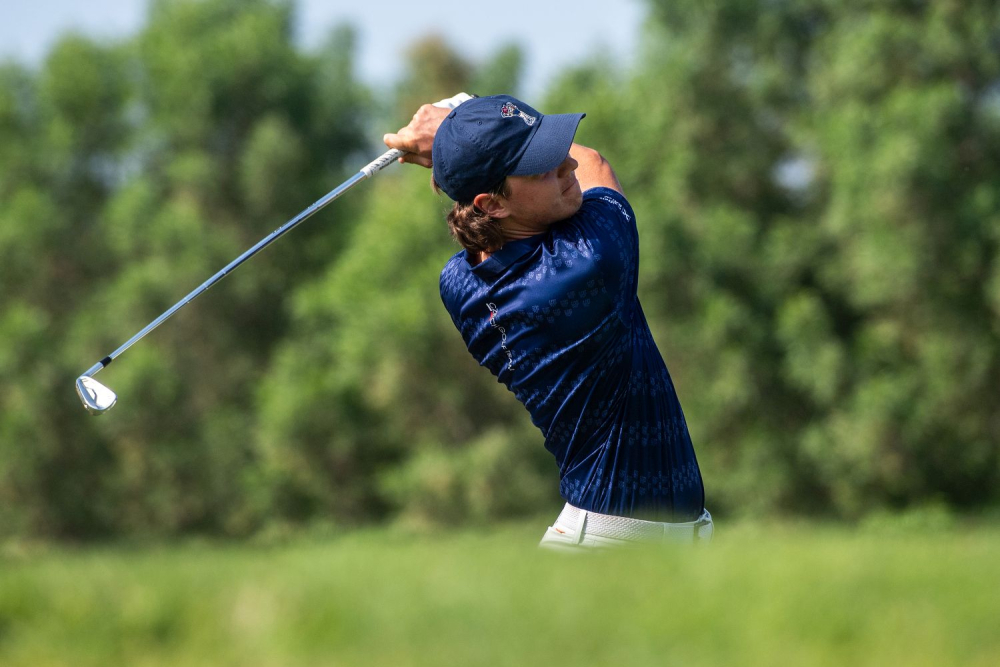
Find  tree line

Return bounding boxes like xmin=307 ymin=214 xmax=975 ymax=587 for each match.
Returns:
xmin=1 ymin=0 xmax=997 ymax=540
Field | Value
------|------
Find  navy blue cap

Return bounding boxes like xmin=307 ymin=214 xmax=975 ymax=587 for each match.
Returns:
xmin=432 ymin=95 xmax=585 ymax=203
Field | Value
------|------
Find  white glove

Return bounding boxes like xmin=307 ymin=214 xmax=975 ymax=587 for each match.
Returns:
xmin=432 ymin=92 xmax=475 ymax=110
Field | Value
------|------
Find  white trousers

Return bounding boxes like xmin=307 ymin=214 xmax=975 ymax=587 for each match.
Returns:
xmin=539 ymin=503 xmax=714 ymax=551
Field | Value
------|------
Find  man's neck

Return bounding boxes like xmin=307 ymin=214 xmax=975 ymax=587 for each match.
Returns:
xmin=502 ymin=218 xmax=550 ymax=240
xmin=470 ymin=217 xmax=554 ymax=266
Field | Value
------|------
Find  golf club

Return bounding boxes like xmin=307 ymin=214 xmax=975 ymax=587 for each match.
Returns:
xmin=76 ymin=93 xmax=472 ymax=415
xmin=75 ymin=146 xmax=405 ymax=415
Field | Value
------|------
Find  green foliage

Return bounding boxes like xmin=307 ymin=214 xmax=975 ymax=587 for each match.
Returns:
xmin=388 ymin=36 xmax=526 ymax=126
xmin=470 ymin=43 xmax=524 ymax=97
xmin=381 ymin=427 xmax=556 ymax=528
xmin=391 ymin=36 xmax=473 ymax=127
xmin=1 ymin=523 xmax=999 ymax=666
xmin=0 ymin=0 xmax=368 ymax=540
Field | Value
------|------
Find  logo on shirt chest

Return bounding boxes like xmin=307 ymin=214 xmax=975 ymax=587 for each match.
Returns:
xmin=487 ymin=302 xmax=516 ymax=371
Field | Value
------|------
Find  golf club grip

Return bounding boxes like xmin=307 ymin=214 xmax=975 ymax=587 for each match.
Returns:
xmin=360 ymin=149 xmax=405 ymax=178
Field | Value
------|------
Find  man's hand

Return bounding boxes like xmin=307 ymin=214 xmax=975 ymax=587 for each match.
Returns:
xmin=570 ymin=143 xmax=624 ymax=195
xmin=383 ymin=104 xmax=452 ymax=168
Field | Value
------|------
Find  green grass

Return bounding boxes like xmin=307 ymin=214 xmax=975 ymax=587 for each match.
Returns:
xmin=1 ymin=519 xmax=998 ymax=666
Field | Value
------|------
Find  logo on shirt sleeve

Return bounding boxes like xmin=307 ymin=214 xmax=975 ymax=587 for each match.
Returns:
xmin=599 ymin=195 xmax=632 ymax=222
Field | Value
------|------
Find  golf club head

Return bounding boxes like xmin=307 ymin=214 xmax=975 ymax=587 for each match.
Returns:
xmin=76 ymin=376 xmax=118 ymax=415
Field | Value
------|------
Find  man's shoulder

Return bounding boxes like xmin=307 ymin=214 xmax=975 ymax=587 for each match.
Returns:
xmin=549 ymin=187 xmax=636 ymax=245
xmin=580 ymin=187 xmax=634 ymax=224
xmin=439 ymin=249 xmax=469 ymax=289
xmin=441 ymin=248 xmax=467 ymax=272
xmin=439 ymin=249 xmax=483 ymax=313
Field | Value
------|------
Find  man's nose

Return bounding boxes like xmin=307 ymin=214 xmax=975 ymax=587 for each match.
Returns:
xmin=559 ymin=155 xmax=579 ymax=175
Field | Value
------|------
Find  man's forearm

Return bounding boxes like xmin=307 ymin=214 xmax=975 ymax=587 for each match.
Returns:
xmin=570 ymin=143 xmax=623 ymax=194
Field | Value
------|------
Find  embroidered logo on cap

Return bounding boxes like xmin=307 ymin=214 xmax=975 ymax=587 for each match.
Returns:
xmin=500 ymin=102 xmax=536 ymax=126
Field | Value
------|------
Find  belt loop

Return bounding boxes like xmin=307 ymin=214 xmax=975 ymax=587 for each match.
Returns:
xmin=573 ymin=509 xmax=588 ymax=545
xmin=695 ymin=510 xmax=712 ymax=543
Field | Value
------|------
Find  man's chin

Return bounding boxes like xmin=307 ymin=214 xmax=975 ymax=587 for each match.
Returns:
xmin=567 ymin=193 xmax=584 ymax=215
xmin=554 ymin=201 xmax=583 ymax=225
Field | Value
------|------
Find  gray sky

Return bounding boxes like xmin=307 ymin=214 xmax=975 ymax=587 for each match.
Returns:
xmin=0 ymin=0 xmax=646 ymax=98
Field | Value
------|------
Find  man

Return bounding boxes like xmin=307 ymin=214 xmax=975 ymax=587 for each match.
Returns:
xmin=384 ymin=95 xmax=712 ymax=549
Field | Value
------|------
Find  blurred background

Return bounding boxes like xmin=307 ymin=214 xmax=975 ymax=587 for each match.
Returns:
xmin=1 ymin=0 xmax=998 ymax=543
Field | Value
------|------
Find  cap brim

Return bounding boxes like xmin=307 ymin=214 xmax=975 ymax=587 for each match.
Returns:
xmin=509 ymin=112 xmax=585 ymax=176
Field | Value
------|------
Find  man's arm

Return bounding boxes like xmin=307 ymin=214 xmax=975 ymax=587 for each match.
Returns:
xmin=570 ymin=143 xmax=623 ymax=195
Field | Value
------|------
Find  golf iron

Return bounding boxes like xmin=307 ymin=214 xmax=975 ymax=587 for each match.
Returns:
xmin=75 ymin=147 xmax=405 ymax=415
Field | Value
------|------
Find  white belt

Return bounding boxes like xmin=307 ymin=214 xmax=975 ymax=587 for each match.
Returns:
xmin=556 ymin=503 xmax=713 ymax=544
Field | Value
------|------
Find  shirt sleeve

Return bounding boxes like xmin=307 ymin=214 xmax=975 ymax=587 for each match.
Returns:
xmin=546 ymin=187 xmax=640 ymax=327
xmin=581 ymin=187 xmax=638 ymax=244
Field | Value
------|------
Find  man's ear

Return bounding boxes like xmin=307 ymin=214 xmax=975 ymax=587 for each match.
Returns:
xmin=473 ymin=193 xmax=510 ymax=218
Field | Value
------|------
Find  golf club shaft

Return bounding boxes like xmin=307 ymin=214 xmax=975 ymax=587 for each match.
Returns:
xmin=81 ymin=148 xmax=404 ymax=379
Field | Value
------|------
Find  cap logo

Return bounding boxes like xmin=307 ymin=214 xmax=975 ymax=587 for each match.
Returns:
xmin=500 ymin=101 xmax=536 ymax=126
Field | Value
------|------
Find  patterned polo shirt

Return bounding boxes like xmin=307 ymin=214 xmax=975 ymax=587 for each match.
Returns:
xmin=439 ymin=187 xmax=705 ymax=521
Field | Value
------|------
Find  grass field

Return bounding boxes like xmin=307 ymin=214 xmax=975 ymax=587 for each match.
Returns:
xmin=1 ymin=518 xmax=998 ymax=666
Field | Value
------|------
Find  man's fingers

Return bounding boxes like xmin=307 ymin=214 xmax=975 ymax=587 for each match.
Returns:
xmin=384 ymin=131 xmax=434 ymax=168
xmin=383 ymin=103 xmax=451 ymax=167
xmin=383 ymin=132 xmax=410 ymax=151
xmin=398 ymin=153 xmax=433 ymax=168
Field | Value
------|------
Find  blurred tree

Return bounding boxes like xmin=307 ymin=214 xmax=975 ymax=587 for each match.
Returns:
xmin=0 ymin=0 xmax=369 ymax=540
xmin=798 ymin=0 xmax=1000 ymax=514
xmin=391 ymin=35 xmax=473 ymax=127
xmin=0 ymin=35 xmax=130 ymax=539
xmin=470 ymin=43 xmax=524 ymax=97
xmin=388 ymin=36 xmax=526 ymax=127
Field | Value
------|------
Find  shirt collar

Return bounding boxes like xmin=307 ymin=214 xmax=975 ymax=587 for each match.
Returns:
xmin=469 ymin=234 xmax=545 ymax=279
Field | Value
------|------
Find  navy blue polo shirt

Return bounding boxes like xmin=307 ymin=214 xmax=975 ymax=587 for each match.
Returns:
xmin=439 ymin=187 xmax=705 ymax=521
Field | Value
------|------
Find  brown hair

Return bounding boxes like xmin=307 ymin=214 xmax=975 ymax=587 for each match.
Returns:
xmin=434 ymin=178 xmax=511 ymax=254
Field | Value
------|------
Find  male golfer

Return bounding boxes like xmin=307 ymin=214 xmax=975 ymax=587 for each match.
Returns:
xmin=385 ymin=95 xmax=712 ymax=548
